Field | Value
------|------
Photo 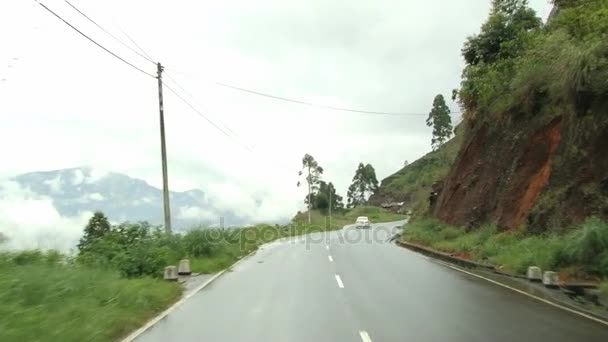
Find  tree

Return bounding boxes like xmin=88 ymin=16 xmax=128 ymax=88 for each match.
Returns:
xmin=403 ymin=160 xmax=409 ymax=168
xmin=462 ymin=0 xmax=541 ymax=66
xmin=315 ymin=181 xmax=344 ymax=211
xmin=0 ymin=232 xmax=7 ymax=245
xmin=347 ymin=163 xmax=379 ymax=208
xmin=78 ymin=211 xmax=111 ymax=253
xmin=426 ymin=94 xmax=453 ymax=151
xmin=297 ymin=154 xmax=324 ymax=224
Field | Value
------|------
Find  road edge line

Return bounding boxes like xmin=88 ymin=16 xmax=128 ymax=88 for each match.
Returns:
xmin=432 ymin=259 xmax=608 ymax=327
xmin=120 ymin=249 xmax=258 ymax=342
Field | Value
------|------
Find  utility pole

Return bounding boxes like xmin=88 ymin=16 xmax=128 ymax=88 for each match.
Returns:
xmin=329 ymin=185 xmax=332 ymax=229
xmin=157 ymin=62 xmax=172 ymax=233
xmin=306 ymin=165 xmax=312 ymax=225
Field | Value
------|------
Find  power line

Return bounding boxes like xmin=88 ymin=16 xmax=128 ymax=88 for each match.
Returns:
xmin=63 ymin=0 xmax=156 ymax=65
xmin=216 ymin=82 xmax=438 ymax=116
xmin=161 ymin=81 xmax=253 ymax=152
xmin=164 ymin=67 xmax=461 ymax=117
xmin=38 ymin=2 xmax=156 ymax=78
xmin=117 ymin=26 xmax=156 ymax=63
xmin=161 ymin=79 xmax=298 ymax=175
xmin=163 ymin=71 xmax=250 ymax=145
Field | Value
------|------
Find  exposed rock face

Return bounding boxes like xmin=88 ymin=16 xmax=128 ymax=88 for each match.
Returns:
xmin=432 ymin=104 xmax=608 ymax=232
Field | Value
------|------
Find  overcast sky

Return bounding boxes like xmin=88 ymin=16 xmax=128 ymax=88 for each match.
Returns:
xmin=0 ymin=0 xmax=552 ymax=246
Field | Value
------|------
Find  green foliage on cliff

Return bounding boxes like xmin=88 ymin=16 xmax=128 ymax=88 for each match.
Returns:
xmin=457 ymin=0 xmax=608 ymax=123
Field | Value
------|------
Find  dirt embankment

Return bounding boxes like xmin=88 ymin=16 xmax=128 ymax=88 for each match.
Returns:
xmin=432 ymin=106 xmax=608 ymax=231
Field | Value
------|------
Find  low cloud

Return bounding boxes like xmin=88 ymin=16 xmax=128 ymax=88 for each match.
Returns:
xmin=176 ymin=206 xmax=217 ymax=221
xmin=0 ymin=180 xmax=90 ymax=252
xmin=88 ymin=193 xmax=104 ymax=201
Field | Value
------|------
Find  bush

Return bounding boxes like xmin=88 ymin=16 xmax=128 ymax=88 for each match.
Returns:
xmin=566 ymin=217 xmax=608 ymax=276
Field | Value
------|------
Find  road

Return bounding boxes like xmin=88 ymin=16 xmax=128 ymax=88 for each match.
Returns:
xmin=135 ymin=221 xmax=608 ymax=342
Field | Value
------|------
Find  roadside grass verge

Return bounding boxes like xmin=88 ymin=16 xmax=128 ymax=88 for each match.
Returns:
xmin=402 ymin=216 xmax=608 ymax=277
xmin=601 ymin=282 xmax=608 ymax=302
xmin=0 ymin=251 xmax=181 ymax=342
xmin=0 ymin=219 xmax=359 ymax=342
xmin=293 ymin=207 xmax=408 ymax=229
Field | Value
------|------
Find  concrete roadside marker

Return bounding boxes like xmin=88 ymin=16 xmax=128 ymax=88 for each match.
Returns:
xmin=164 ymin=266 xmax=178 ymax=281
xmin=178 ymin=259 xmax=192 ymax=276
xmin=543 ymin=271 xmax=559 ymax=288
xmin=527 ymin=266 xmax=542 ymax=282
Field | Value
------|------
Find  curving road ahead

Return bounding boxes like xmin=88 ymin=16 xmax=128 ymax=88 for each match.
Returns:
xmin=134 ymin=221 xmax=608 ymax=342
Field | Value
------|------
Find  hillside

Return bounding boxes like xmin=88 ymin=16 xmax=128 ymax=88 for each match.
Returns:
xmin=433 ymin=0 xmax=608 ymax=232
xmin=369 ymin=125 xmax=463 ymax=215
xmin=393 ymin=1 xmax=608 ymax=284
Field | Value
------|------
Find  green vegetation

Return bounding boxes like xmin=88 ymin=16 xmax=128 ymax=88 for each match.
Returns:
xmin=346 ymin=163 xmax=380 ymax=208
xmin=298 ymin=153 xmax=325 ymax=221
xmin=293 ymin=207 xmax=407 ymax=229
xmin=308 ymin=181 xmax=345 ymax=212
xmin=371 ymin=130 xmax=463 ymax=214
xmin=457 ymin=0 xmax=608 ymax=124
xmin=426 ymin=94 xmax=453 ymax=151
xmin=601 ymin=282 xmax=608 ymax=302
xmin=1 ymin=210 xmax=360 ymax=342
xmin=402 ymin=216 xmax=608 ymax=276
xmin=0 ymin=251 xmax=181 ymax=342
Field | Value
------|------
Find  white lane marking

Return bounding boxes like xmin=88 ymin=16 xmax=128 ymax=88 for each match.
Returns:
xmin=326 ymin=245 xmax=329 ymax=250
xmin=359 ymin=331 xmax=372 ymax=342
xmin=432 ymin=260 xmax=608 ymax=327
xmin=328 ymin=255 xmax=333 ymax=262
xmin=335 ymin=274 xmax=344 ymax=288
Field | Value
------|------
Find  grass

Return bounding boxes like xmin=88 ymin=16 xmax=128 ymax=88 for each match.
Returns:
xmin=0 ymin=219 xmax=365 ymax=342
xmin=402 ymin=216 xmax=608 ymax=276
xmin=292 ymin=207 xmax=408 ymax=230
xmin=190 ymin=244 xmax=242 ymax=274
xmin=0 ymin=252 xmax=181 ymax=342
xmin=601 ymin=282 xmax=608 ymax=302
xmin=372 ymin=129 xmax=463 ymax=215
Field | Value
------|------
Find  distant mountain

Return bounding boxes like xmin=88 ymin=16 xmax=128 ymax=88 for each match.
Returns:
xmin=11 ymin=167 xmax=244 ymax=229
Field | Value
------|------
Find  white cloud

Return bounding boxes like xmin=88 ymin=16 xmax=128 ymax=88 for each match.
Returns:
xmin=0 ymin=180 xmax=89 ymax=252
xmin=88 ymin=193 xmax=104 ymax=201
xmin=43 ymin=175 xmax=63 ymax=194
xmin=84 ymin=167 xmax=110 ymax=184
xmin=176 ymin=206 xmax=216 ymax=221
xmin=72 ymin=168 xmax=84 ymax=185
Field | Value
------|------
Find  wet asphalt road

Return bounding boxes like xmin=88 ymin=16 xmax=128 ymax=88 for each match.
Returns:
xmin=134 ymin=221 xmax=608 ymax=342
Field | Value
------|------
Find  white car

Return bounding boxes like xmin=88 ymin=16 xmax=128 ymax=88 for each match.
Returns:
xmin=355 ymin=216 xmax=371 ymax=229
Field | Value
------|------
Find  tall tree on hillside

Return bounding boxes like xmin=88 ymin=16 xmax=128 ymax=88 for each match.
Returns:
xmin=311 ymin=181 xmax=344 ymax=211
xmin=78 ymin=211 xmax=111 ymax=253
xmin=347 ymin=163 xmax=379 ymax=208
xmin=457 ymin=0 xmax=541 ymax=113
xmin=297 ymin=154 xmax=324 ymax=224
xmin=426 ymin=94 xmax=453 ymax=151
xmin=462 ymin=0 xmax=541 ymax=66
